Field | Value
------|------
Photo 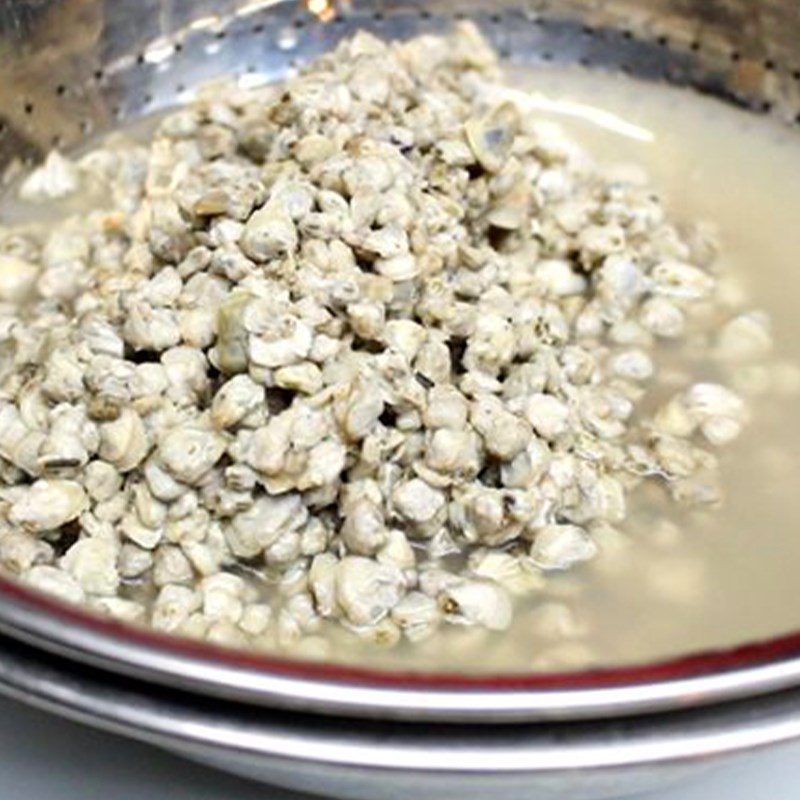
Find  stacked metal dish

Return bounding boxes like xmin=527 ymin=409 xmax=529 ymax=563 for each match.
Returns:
xmin=2 ymin=1 xmax=800 ymax=797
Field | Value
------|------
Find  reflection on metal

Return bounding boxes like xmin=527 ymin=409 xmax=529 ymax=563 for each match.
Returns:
xmin=0 ymin=0 xmax=799 ymax=727
xmin=306 ymin=0 xmax=337 ymax=23
xmin=499 ymin=87 xmax=656 ymax=142
xmin=305 ymin=0 xmax=350 ymax=22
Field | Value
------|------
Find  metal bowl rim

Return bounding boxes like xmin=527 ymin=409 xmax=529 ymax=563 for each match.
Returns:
xmin=4 ymin=626 xmax=800 ymax=776
xmin=3 ymin=576 xmax=800 ymax=722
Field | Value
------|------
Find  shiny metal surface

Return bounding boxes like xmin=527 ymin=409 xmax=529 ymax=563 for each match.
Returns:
xmin=0 ymin=0 xmax=799 ymax=725
xmin=3 ymin=630 xmax=800 ymax=800
xmin=5 ymin=580 xmax=800 ymax=723
xmin=1 ymin=0 xmax=799 ymax=171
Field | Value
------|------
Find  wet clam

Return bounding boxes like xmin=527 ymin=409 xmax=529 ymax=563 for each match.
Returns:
xmin=0 ymin=22 xmax=766 ymax=657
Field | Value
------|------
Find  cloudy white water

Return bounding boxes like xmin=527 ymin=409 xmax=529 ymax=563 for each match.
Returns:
xmin=345 ymin=66 xmax=800 ymax=672
xmin=4 ymin=65 xmax=800 ymax=672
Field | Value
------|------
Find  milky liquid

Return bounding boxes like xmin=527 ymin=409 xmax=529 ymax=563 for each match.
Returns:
xmin=5 ymin=67 xmax=800 ymax=673
xmin=411 ymin=67 xmax=800 ymax=673
xmin=336 ymin=68 xmax=800 ymax=672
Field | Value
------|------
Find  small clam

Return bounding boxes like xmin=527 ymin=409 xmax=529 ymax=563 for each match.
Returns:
xmin=0 ymin=529 xmax=53 ymax=574
xmin=534 ymin=259 xmax=587 ymax=297
xmin=240 ymin=204 xmax=298 ymax=262
xmin=651 ymin=261 xmax=715 ymax=301
xmin=211 ymin=375 xmax=265 ymax=429
xmin=683 ymin=383 xmax=746 ymax=423
xmin=91 ymin=597 xmax=147 ymax=624
xmin=118 ymin=543 xmax=154 ymax=579
xmin=469 ymin=550 xmax=543 ymax=596
xmin=239 ymin=604 xmax=273 ymax=637
xmin=23 ymin=565 xmax=85 ymax=604
xmin=158 ymin=424 xmax=226 ymax=484
xmin=215 ymin=291 xmax=254 ymax=375
xmin=143 ymin=456 xmax=186 ymax=502
xmin=716 ymin=311 xmax=772 ymax=362
xmin=152 ymin=585 xmax=201 ymax=632
xmin=309 ymin=553 xmax=339 ymax=618
xmin=392 ymin=478 xmax=445 ymax=525
xmin=19 ymin=151 xmax=80 ymax=201
xmin=99 ymin=408 xmax=150 ymax=472
xmin=391 ymin=591 xmax=440 ymax=641
xmin=340 ymin=497 xmax=387 ymax=556
xmin=486 ymin=184 xmax=531 ymax=231
xmin=9 ymin=480 xmax=88 ymax=533
xmin=341 ymin=386 xmax=384 ymax=441
xmin=377 ymin=528 xmax=416 ymax=571
xmin=349 ymin=617 xmax=402 ymax=648
xmin=465 ymin=102 xmax=520 ymax=173
xmin=152 ymin=545 xmax=193 ymax=587
xmin=524 ymin=394 xmax=570 ymax=440
xmin=639 ymin=297 xmax=685 ymax=338
xmin=335 ymin=556 xmax=405 ymax=627
xmin=438 ymin=579 xmax=512 ymax=631
xmin=470 ymin=396 xmax=530 ymax=461
xmin=528 ymin=524 xmax=597 ymax=571
xmin=274 ymin=362 xmax=323 ymax=395
xmin=0 ymin=404 xmax=28 ymax=449
xmin=375 ymin=254 xmax=420 ymax=282
xmin=61 ymin=537 xmax=120 ymax=596
xmin=248 ymin=316 xmax=313 ymax=369
xmin=227 ymin=493 xmax=307 ymax=558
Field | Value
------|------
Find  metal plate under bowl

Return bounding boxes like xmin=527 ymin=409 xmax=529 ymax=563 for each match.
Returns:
xmin=1 ymin=0 xmax=800 ymax=724
xmin=4 ymin=628 xmax=800 ymax=800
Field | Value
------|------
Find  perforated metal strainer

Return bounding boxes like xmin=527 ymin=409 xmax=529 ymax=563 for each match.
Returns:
xmin=1 ymin=0 xmax=800 ymax=726
xmin=2 ymin=0 xmax=800 ymax=171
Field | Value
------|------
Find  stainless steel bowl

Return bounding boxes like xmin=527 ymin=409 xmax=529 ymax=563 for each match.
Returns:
xmin=4 ymin=627 xmax=800 ymax=800
xmin=2 ymin=0 xmax=800 ymax=796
